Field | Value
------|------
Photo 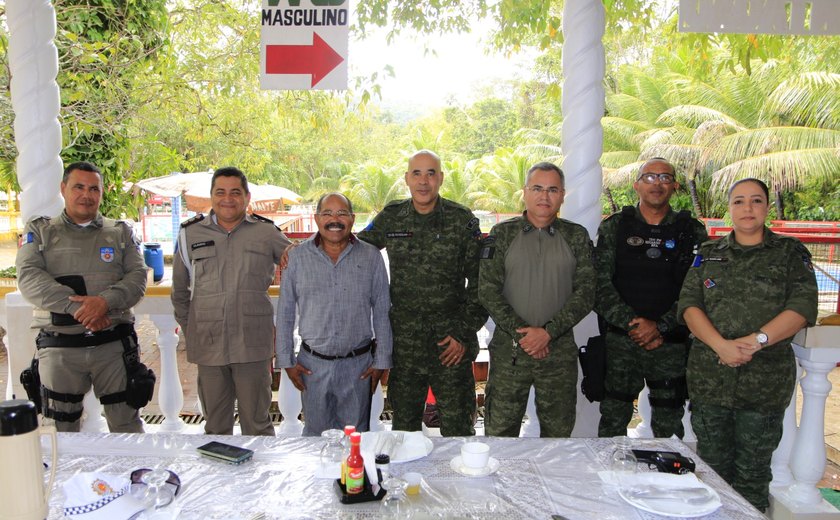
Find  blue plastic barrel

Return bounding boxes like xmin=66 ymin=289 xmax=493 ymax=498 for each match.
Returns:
xmin=143 ymin=243 xmax=164 ymax=282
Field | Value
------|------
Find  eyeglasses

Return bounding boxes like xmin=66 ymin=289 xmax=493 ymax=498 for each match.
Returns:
xmin=637 ymin=173 xmax=676 ymax=184
xmin=525 ymin=185 xmax=564 ymax=195
xmin=130 ymin=468 xmax=182 ymax=496
xmin=318 ymin=210 xmax=353 ymax=218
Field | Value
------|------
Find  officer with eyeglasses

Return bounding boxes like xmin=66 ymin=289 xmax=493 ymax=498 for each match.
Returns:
xmin=276 ymin=193 xmax=392 ymax=436
xmin=479 ymin=162 xmax=595 ymax=437
xmin=594 ymin=157 xmax=708 ymax=439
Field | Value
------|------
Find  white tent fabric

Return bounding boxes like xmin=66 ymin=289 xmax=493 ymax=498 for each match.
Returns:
xmin=131 ymin=172 xmax=302 ymax=213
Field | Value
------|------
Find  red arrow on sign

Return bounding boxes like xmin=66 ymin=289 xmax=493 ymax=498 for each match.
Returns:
xmin=265 ymin=33 xmax=343 ymax=88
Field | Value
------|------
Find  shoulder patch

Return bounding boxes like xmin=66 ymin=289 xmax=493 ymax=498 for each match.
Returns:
xmin=795 ymin=242 xmax=814 ymax=271
xmin=466 ymin=217 xmax=479 ymax=230
xmin=180 ymin=214 xmax=205 ymax=228
xmin=18 ymin=231 xmax=35 ymax=248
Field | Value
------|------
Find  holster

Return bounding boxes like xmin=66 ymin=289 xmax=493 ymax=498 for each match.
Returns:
xmin=99 ymin=330 xmax=157 ymax=409
xmin=19 ymin=357 xmax=42 ymax=413
xmin=578 ymin=331 xmax=607 ymax=403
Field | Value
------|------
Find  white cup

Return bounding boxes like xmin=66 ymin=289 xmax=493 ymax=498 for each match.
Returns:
xmin=460 ymin=442 xmax=490 ymax=470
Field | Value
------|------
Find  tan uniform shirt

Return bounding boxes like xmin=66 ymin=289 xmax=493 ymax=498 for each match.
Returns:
xmin=16 ymin=211 xmax=148 ymax=333
xmin=171 ymin=212 xmax=290 ymax=366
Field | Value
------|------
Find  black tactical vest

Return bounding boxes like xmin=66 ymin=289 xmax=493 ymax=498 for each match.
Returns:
xmin=613 ymin=207 xmax=696 ymax=320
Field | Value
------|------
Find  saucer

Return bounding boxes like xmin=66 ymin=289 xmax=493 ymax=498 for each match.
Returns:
xmin=450 ymin=455 xmax=500 ymax=477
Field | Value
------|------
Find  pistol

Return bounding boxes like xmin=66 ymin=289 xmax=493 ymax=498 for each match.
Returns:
xmin=632 ymin=449 xmax=696 ymax=474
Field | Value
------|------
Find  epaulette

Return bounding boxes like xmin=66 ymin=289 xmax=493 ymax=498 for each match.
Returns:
xmin=180 ymin=214 xmax=205 ymax=228
xmin=250 ymin=213 xmax=274 ymax=224
xmin=29 ymin=215 xmax=51 ymax=224
xmin=251 ymin=212 xmax=283 ymax=231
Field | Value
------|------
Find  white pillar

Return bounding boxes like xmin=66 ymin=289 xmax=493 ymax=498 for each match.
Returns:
xmin=770 ymin=361 xmax=802 ymax=486
xmin=519 ymin=386 xmax=541 ymax=437
xmin=5 ymin=292 xmax=38 ymax=401
xmin=787 ymin=357 xmax=834 ymax=504
xmin=561 ymin=0 xmax=605 ymax=438
xmin=7 ymin=0 xmax=64 ymax=221
xmin=629 ymin=386 xmax=654 ymax=438
xmin=769 ymin=328 xmax=840 ymax=518
xmin=147 ymin=313 xmax=185 ymax=432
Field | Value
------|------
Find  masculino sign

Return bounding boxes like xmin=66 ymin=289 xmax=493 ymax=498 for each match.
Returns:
xmin=260 ymin=0 xmax=348 ymax=90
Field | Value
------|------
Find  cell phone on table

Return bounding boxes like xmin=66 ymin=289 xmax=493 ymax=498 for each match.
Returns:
xmin=196 ymin=441 xmax=254 ymax=464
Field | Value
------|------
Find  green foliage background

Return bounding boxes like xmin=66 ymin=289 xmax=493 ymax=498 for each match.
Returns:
xmin=0 ymin=0 xmax=837 ymax=220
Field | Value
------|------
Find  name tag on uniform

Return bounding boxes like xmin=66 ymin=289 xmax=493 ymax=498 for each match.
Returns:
xmin=386 ymin=231 xmax=413 ymax=239
xmin=192 ymin=240 xmax=215 ymax=250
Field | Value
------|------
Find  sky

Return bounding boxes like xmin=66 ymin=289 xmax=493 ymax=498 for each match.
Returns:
xmin=348 ymin=23 xmax=538 ymax=118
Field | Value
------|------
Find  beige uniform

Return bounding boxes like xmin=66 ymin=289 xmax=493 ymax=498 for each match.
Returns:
xmin=16 ymin=211 xmax=148 ymax=432
xmin=172 ymin=212 xmax=290 ymax=435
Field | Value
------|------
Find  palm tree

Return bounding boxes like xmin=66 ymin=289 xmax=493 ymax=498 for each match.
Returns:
xmin=340 ymin=162 xmax=404 ymax=214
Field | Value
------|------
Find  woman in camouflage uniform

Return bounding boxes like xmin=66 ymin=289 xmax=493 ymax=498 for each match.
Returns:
xmin=677 ymin=178 xmax=818 ymax=511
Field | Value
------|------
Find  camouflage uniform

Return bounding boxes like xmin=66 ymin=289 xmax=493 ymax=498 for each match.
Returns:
xmin=595 ymin=206 xmax=707 ymax=438
xmin=677 ymin=229 xmax=818 ymax=510
xmin=479 ymin=214 xmax=595 ymax=437
xmin=358 ymin=197 xmax=486 ymax=436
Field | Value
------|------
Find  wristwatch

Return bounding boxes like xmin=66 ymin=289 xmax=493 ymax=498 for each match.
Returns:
xmin=755 ymin=331 xmax=769 ymax=349
xmin=656 ymin=320 xmax=670 ymax=335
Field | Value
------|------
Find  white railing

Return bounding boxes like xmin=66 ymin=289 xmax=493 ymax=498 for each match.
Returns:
xmin=2 ymin=288 xmax=839 ymax=516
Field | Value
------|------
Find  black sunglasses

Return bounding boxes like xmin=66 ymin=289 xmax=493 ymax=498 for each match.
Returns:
xmin=130 ymin=468 xmax=182 ymax=496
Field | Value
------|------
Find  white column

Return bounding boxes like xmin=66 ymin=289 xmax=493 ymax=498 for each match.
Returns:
xmin=5 ymin=292 xmax=38 ymax=401
xmin=369 ymin=385 xmax=385 ymax=432
xmin=787 ymin=357 xmax=834 ymax=504
xmin=770 ymin=361 xmax=802 ymax=486
xmin=769 ymin=327 xmax=840 ymax=518
xmin=79 ymin=391 xmax=107 ymax=432
xmin=277 ymin=332 xmax=303 ymax=435
xmin=519 ymin=386 xmax=541 ymax=437
xmin=629 ymin=386 xmax=654 ymax=438
xmin=7 ymin=0 xmax=64 ymax=221
xmin=147 ymin=313 xmax=185 ymax=432
xmin=277 ymin=372 xmax=303 ymax=435
xmin=561 ymin=0 xmax=606 ymax=438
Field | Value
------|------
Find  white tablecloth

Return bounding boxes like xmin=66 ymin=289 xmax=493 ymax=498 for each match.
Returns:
xmin=44 ymin=433 xmax=764 ymax=519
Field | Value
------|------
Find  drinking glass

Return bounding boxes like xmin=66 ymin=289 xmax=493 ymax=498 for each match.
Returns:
xmin=379 ymin=476 xmax=413 ymax=519
xmin=609 ymin=436 xmax=638 ymax=484
xmin=320 ymin=429 xmax=345 ymax=476
xmin=141 ymin=468 xmax=175 ymax=509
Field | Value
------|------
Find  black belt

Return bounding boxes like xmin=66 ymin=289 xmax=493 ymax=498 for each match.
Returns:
xmin=36 ymin=323 xmax=135 ymax=349
xmin=301 ymin=341 xmax=373 ymax=361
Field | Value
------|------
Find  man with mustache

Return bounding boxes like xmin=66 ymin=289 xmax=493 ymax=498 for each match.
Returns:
xmin=358 ymin=150 xmax=486 ymax=436
xmin=172 ymin=167 xmax=290 ymax=436
xmin=16 ymin=161 xmax=148 ymax=432
xmin=276 ymin=193 xmax=392 ymax=435
xmin=595 ymin=157 xmax=707 ymax=439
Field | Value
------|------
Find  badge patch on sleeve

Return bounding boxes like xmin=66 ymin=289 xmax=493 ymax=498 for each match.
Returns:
xmin=18 ymin=232 xmax=34 ymax=248
xmin=100 ymin=247 xmax=115 ymax=263
xmin=703 ymin=278 xmax=716 ymax=289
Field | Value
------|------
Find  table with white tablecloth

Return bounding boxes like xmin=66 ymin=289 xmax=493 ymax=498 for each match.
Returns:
xmin=44 ymin=433 xmax=764 ymax=519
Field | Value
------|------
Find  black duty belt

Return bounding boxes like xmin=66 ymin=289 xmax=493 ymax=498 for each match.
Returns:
xmin=36 ymin=323 xmax=135 ymax=349
xmin=301 ymin=340 xmax=373 ymax=361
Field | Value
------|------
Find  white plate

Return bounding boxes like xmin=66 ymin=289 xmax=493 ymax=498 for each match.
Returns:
xmin=618 ymin=483 xmax=722 ymax=518
xmin=360 ymin=431 xmax=433 ymax=463
xmin=450 ymin=455 xmax=500 ymax=477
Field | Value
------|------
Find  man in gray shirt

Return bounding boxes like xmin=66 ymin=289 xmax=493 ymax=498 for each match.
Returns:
xmin=276 ymin=193 xmax=393 ymax=436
